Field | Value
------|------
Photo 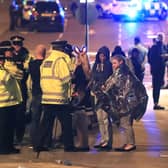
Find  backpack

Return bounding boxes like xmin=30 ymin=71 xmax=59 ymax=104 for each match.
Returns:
xmin=130 ymin=74 xmax=148 ymax=121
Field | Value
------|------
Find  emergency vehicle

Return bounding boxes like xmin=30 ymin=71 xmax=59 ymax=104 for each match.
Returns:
xmin=141 ymin=0 xmax=168 ymax=20
xmin=96 ymin=0 xmax=168 ymax=20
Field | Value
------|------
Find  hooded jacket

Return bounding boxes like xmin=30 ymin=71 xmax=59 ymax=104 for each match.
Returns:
xmin=90 ymin=46 xmax=113 ymax=91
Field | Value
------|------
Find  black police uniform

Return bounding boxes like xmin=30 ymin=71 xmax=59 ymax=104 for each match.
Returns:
xmin=9 ymin=0 xmax=23 ymax=31
xmin=10 ymin=36 xmax=30 ymax=143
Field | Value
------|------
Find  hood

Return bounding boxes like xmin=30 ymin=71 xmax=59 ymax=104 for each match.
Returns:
xmin=95 ymin=46 xmax=110 ymax=63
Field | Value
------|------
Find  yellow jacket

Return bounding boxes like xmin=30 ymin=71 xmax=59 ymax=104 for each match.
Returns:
xmin=40 ymin=50 xmax=72 ymax=104
xmin=4 ymin=60 xmax=23 ymax=80
xmin=0 ymin=65 xmax=22 ymax=108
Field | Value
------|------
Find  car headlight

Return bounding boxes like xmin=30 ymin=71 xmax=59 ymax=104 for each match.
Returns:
xmin=145 ymin=3 xmax=151 ymax=10
xmin=154 ymin=3 xmax=160 ymax=10
xmin=128 ymin=10 xmax=137 ymax=18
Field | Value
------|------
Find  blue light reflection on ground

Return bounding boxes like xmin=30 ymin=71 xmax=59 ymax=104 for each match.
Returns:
xmin=124 ymin=22 xmax=138 ymax=36
xmin=141 ymin=91 xmax=163 ymax=155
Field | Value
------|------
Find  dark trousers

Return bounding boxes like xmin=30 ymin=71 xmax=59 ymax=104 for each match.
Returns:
xmin=152 ymin=73 xmax=163 ymax=104
xmin=33 ymin=104 xmax=74 ymax=149
xmin=9 ymin=13 xmax=17 ymax=31
xmin=0 ymin=105 xmax=17 ymax=152
xmin=15 ymin=96 xmax=27 ymax=143
xmin=30 ymin=94 xmax=42 ymax=145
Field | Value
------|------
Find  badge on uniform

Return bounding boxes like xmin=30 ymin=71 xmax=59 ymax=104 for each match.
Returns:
xmin=43 ymin=61 xmax=53 ymax=68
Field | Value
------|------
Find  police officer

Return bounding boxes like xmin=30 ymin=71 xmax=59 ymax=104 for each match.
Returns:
xmin=9 ymin=0 xmax=23 ymax=31
xmin=33 ymin=41 xmax=75 ymax=152
xmin=10 ymin=35 xmax=30 ymax=144
xmin=9 ymin=0 xmax=17 ymax=31
xmin=16 ymin=0 xmax=24 ymax=27
xmin=0 ymin=43 xmax=22 ymax=154
xmin=0 ymin=40 xmax=23 ymax=80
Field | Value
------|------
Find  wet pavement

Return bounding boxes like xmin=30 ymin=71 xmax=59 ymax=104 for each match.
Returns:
xmin=0 ymin=1 xmax=9 ymax=35
xmin=0 ymin=1 xmax=168 ymax=168
xmin=0 ymin=74 xmax=168 ymax=168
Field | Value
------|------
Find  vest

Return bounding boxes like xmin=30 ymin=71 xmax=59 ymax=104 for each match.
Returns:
xmin=40 ymin=50 xmax=72 ymax=104
xmin=0 ymin=65 xmax=22 ymax=108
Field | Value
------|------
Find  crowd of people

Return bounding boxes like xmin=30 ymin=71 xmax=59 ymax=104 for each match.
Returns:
xmin=0 ymin=32 xmax=167 ymax=155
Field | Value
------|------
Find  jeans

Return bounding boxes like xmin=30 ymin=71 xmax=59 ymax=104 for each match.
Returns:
xmin=96 ymin=108 xmax=112 ymax=147
xmin=119 ymin=114 xmax=135 ymax=146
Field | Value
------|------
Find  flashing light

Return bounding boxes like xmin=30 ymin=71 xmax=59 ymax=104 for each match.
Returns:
xmin=154 ymin=3 xmax=160 ymax=10
xmin=144 ymin=2 xmax=151 ymax=10
xmin=128 ymin=10 xmax=137 ymax=18
xmin=80 ymin=0 xmax=95 ymax=3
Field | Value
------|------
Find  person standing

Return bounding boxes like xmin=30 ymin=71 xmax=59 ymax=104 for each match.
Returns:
xmin=1 ymin=40 xmax=23 ymax=81
xmin=128 ymin=36 xmax=148 ymax=81
xmin=130 ymin=48 xmax=145 ymax=82
xmin=90 ymin=46 xmax=113 ymax=151
xmin=71 ymin=46 xmax=92 ymax=152
xmin=103 ymin=55 xmax=137 ymax=152
xmin=148 ymin=33 xmax=166 ymax=110
xmin=9 ymin=0 xmax=18 ymax=31
xmin=10 ymin=35 xmax=30 ymax=144
xmin=33 ymin=41 xmax=75 ymax=152
xmin=29 ymin=44 xmax=46 ymax=146
xmin=0 ymin=43 xmax=22 ymax=154
xmin=111 ymin=45 xmax=126 ymax=57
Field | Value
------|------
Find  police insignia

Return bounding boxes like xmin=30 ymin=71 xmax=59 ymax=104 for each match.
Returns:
xmin=43 ymin=61 xmax=53 ymax=67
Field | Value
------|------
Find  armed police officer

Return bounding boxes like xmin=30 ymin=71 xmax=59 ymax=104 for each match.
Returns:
xmin=10 ymin=35 xmax=30 ymax=144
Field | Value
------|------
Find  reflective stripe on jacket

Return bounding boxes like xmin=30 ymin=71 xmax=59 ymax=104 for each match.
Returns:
xmin=0 ymin=66 xmax=22 ymax=107
xmin=4 ymin=61 xmax=23 ymax=80
xmin=40 ymin=50 xmax=72 ymax=104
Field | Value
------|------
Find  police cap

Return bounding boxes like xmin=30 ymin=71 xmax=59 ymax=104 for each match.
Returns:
xmin=0 ymin=53 xmax=5 ymax=60
xmin=10 ymin=35 xmax=24 ymax=46
xmin=0 ymin=41 xmax=13 ymax=60
xmin=51 ymin=40 xmax=67 ymax=50
xmin=0 ymin=40 xmax=13 ymax=53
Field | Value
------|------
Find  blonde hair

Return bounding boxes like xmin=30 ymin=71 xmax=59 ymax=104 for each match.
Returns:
xmin=111 ymin=54 xmax=126 ymax=64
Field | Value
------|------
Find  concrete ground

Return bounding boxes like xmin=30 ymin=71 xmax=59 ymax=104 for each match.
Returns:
xmin=0 ymin=67 xmax=168 ymax=168
xmin=0 ymin=1 xmax=168 ymax=168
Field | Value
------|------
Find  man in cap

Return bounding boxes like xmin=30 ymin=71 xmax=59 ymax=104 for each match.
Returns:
xmin=33 ymin=40 xmax=76 ymax=152
xmin=10 ymin=35 xmax=30 ymax=144
xmin=0 ymin=42 xmax=22 ymax=154
xmin=0 ymin=40 xmax=23 ymax=80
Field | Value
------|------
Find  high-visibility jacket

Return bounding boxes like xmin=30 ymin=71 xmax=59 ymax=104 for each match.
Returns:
xmin=0 ymin=65 xmax=22 ymax=108
xmin=4 ymin=60 xmax=23 ymax=80
xmin=40 ymin=50 xmax=72 ymax=104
